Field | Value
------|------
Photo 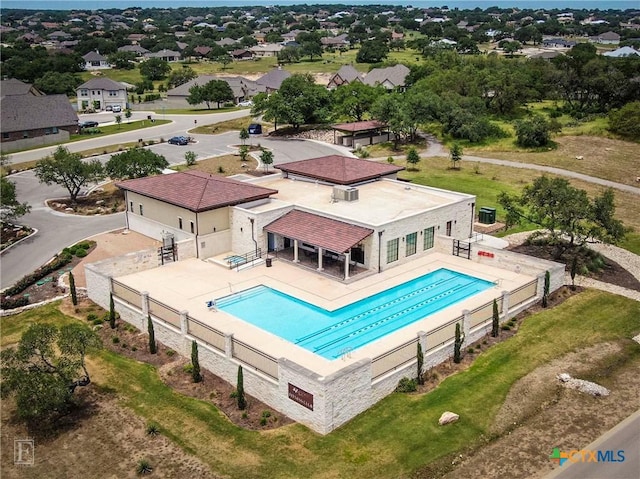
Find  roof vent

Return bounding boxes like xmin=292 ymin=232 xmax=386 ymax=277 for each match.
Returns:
xmin=333 ymin=185 xmax=359 ymax=202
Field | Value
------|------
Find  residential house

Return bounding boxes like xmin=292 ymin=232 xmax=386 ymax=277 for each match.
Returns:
xmin=1 ymin=92 xmax=78 ymax=152
xmin=166 ymin=75 xmax=264 ymax=108
xmin=363 ymin=64 xmax=410 ymax=90
xmin=321 ymin=33 xmax=350 ymax=49
xmin=592 ymin=31 xmax=621 ymax=44
xmin=193 ymin=46 xmax=212 ymax=58
xmin=76 ymin=77 xmax=127 ymax=112
xmin=541 ymin=38 xmax=576 ymax=48
xmin=327 ymin=65 xmax=363 ymax=89
xmin=249 ymin=43 xmax=284 ymax=58
xmin=83 ymin=51 xmax=110 ymax=70
xmin=1 ymin=78 xmax=43 ymax=97
xmin=603 ymin=46 xmax=640 ymax=57
xmin=145 ymin=49 xmax=181 ymax=62
xmin=118 ymin=44 xmax=150 ymax=56
xmin=256 ymin=68 xmax=291 ymax=93
xmin=230 ymin=49 xmax=253 ymax=60
xmin=215 ymin=37 xmax=238 ymax=48
xmin=127 ymin=33 xmax=147 ymax=44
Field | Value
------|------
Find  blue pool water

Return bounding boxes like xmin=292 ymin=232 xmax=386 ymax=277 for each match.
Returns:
xmin=217 ymin=268 xmax=493 ymax=360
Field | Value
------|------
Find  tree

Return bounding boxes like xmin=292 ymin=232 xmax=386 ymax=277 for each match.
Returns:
xmin=0 ymin=176 xmax=31 ymax=222
xmin=278 ymin=46 xmax=301 ymax=64
xmin=106 ymin=148 xmax=168 ymax=180
xmin=191 ymin=340 xmax=202 ymax=383
xmin=69 ymin=271 xmax=78 ymax=306
xmin=515 ymin=115 xmax=552 ymax=148
xmin=166 ymin=67 xmax=197 ymax=89
xmin=147 ymin=315 xmax=157 ymax=354
xmin=453 ymin=323 xmax=464 ymax=364
xmin=608 ymin=102 xmax=640 ymax=140
xmin=115 ymin=114 xmax=122 ymax=129
xmin=125 ymin=108 xmax=132 ymax=123
xmin=1 ymin=323 xmax=101 ymax=423
xmin=371 ymin=93 xmax=407 ymax=149
xmin=217 ymin=55 xmax=232 ymax=70
xmin=108 ymin=51 xmax=136 ymax=70
xmin=542 ymin=271 xmax=550 ymax=308
xmin=450 ymin=143 xmax=463 ymax=169
xmin=416 ymin=342 xmax=424 ymax=385
xmin=491 ymin=298 xmax=499 ymax=337
xmin=187 ymin=80 xmax=234 ymax=109
xmin=139 ymin=58 xmax=171 ymax=81
xmin=239 ymin=128 xmax=249 ymax=145
xmin=34 ymin=71 xmax=82 ymax=95
xmin=356 ymin=39 xmax=389 ymax=63
xmin=498 ymin=176 xmax=625 ymax=259
xmin=332 ymin=82 xmax=383 ymax=122
xmin=260 ymin=149 xmax=274 ymax=173
xmin=109 ymin=293 xmax=116 ymax=329
xmin=406 ymin=147 xmax=420 ymax=170
xmin=34 ymin=146 xmax=105 ymax=202
xmin=236 ymin=365 xmax=246 ymax=410
xmin=184 ymin=151 xmax=198 ymax=167
xmin=239 ymin=145 xmax=249 ymax=163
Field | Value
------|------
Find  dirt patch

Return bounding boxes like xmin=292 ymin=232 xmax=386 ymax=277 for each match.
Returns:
xmin=0 ymin=386 xmax=221 ymax=479
xmin=47 ymin=186 xmax=126 ymax=216
xmin=509 ymin=242 xmax=640 ymax=292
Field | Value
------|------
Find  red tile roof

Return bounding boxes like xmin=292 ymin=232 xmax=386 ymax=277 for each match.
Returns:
xmin=116 ymin=171 xmax=278 ymax=212
xmin=332 ymin=120 xmax=386 ymax=132
xmin=275 ymin=155 xmax=404 ymax=185
xmin=265 ymin=210 xmax=373 ymax=253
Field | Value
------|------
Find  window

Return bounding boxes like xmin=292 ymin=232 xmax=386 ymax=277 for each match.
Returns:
xmin=446 ymin=221 xmax=452 ymax=236
xmin=2 ymin=132 xmax=9 ymax=139
xmin=406 ymin=232 xmax=417 ymax=256
xmin=80 ymin=89 xmax=88 ymax=97
xmin=22 ymin=131 xmax=29 ymax=138
xmin=190 ymin=221 xmax=195 ymax=234
xmin=139 ymin=204 xmax=143 ymax=216
xmin=45 ymin=128 xmax=52 ymax=135
xmin=386 ymin=238 xmax=399 ymax=263
xmin=52 ymin=127 xmax=58 ymax=134
xmin=423 ymin=227 xmax=435 ymax=250
xmin=178 ymin=217 xmax=183 ymax=230
xmin=129 ymin=201 xmax=133 ymax=212
xmin=108 ymin=90 xmax=118 ymax=97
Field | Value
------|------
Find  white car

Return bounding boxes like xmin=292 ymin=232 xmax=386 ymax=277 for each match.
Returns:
xmin=238 ymin=100 xmax=253 ymax=107
xmin=112 ymin=105 xmax=122 ymax=113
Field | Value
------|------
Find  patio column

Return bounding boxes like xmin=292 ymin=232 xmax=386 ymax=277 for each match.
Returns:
xmin=344 ymin=251 xmax=350 ymax=280
xmin=293 ymin=239 xmax=299 ymax=263
xmin=317 ymin=247 xmax=324 ymax=271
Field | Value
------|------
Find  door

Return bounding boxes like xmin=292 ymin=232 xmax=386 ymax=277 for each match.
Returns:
xmin=446 ymin=221 xmax=452 ymax=237
xmin=268 ymin=233 xmax=275 ymax=252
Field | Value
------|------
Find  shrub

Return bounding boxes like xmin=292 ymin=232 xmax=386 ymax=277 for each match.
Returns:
xmin=75 ymin=249 xmax=88 ymax=258
xmin=467 ymin=347 xmax=475 ymax=354
xmin=166 ymin=349 xmax=175 ymax=357
xmin=453 ymin=323 xmax=464 ymax=364
xmin=260 ymin=417 xmax=268 ymax=426
xmin=87 ymin=313 xmax=98 ymax=322
xmin=112 ymin=336 xmax=120 ymax=344
xmin=183 ymin=364 xmax=194 ymax=374
xmin=237 ymin=366 xmax=246 ymax=410
xmin=501 ymin=324 xmax=511 ymax=331
xmin=191 ymin=340 xmax=202 ymax=383
xmin=136 ymin=459 xmax=153 ymax=475
xmin=0 ymin=295 xmax=29 ymax=310
xmin=145 ymin=422 xmax=160 ymax=437
xmin=147 ymin=315 xmax=157 ymax=354
xmin=69 ymin=271 xmax=77 ymax=306
xmin=242 ymin=412 xmax=248 ymax=419
xmin=92 ymin=318 xmax=103 ymax=325
xmin=395 ymin=377 xmax=417 ymax=393
xmin=262 ymin=410 xmax=271 ymax=418
xmin=3 ymin=252 xmax=72 ymax=297
xmin=131 ymin=346 xmax=137 ymax=351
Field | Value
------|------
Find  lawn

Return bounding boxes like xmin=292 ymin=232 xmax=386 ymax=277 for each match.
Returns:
xmin=2 ymin=291 xmax=638 ymax=478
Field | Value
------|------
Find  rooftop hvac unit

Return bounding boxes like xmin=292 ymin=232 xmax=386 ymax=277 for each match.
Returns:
xmin=333 ymin=185 xmax=359 ymax=202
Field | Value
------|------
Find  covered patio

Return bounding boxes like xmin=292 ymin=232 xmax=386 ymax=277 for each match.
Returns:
xmin=264 ymin=210 xmax=373 ymax=281
xmin=332 ymin=120 xmax=390 ymax=148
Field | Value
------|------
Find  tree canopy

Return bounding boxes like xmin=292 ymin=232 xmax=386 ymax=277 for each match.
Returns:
xmin=34 ymin=146 xmax=105 ymax=202
xmin=187 ymin=80 xmax=234 ymax=109
xmin=105 ymin=147 xmax=169 ymax=179
xmin=0 ymin=176 xmax=31 ymax=222
xmin=1 ymin=323 xmax=101 ymax=423
xmin=498 ymin=176 xmax=625 ymax=258
xmin=139 ymin=58 xmax=171 ymax=81
xmin=332 ymin=82 xmax=383 ymax=122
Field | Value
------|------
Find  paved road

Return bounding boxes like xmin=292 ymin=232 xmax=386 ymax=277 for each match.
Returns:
xmin=1 ymin=120 xmax=350 ymax=289
xmin=545 ymin=410 xmax=640 ymax=479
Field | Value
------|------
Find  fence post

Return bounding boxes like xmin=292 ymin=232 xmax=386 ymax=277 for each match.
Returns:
xmin=462 ymin=310 xmax=470 ymax=346
xmin=501 ymin=290 xmax=510 ymax=322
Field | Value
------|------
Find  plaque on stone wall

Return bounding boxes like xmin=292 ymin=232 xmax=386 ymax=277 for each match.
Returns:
xmin=288 ymin=383 xmax=314 ymax=411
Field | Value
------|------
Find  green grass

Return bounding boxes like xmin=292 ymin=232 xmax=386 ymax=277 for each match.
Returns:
xmin=3 ymin=291 xmax=638 ymax=478
xmin=619 ymin=232 xmax=640 ymax=256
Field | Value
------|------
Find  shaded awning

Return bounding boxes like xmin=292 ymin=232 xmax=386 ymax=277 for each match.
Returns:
xmin=331 ymin=120 xmax=386 ymax=133
xmin=265 ymin=210 xmax=373 ymax=253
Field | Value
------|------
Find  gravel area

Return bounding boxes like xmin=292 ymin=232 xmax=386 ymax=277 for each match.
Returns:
xmin=557 ymin=373 xmax=610 ymax=397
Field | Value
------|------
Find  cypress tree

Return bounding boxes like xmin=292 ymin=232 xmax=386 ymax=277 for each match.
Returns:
xmin=109 ymin=293 xmax=116 ymax=329
xmin=237 ymin=365 xmax=246 ymax=410
xmin=542 ymin=270 xmax=550 ymax=308
xmin=491 ymin=298 xmax=500 ymax=338
xmin=69 ymin=271 xmax=78 ymax=306
xmin=191 ymin=340 xmax=202 ymax=383
xmin=147 ymin=314 xmax=157 ymax=354
xmin=416 ymin=342 xmax=424 ymax=385
xmin=453 ymin=323 xmax=463 ymax=364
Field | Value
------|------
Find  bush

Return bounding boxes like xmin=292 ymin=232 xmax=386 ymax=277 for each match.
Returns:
xmin=87 ymin=313 xmax=98 ymax=322
xmin=182 ymin=363 xmax=194 ymax=374
xmin=395 ymin=377 xmax=417 ymax=393
xmin=146 ymin=422 xmax=160 ymax=436
xmin=92 ymin=318 xmax=103 ymax=326
xmin=136 ymin=459 xmax=153 ymax=475
xmin=501 ymin=324 xmax=511 ymax=331
xmin=467 ymin=347 xmax=475 ymax=354
xmin=260 ymin=417 xmax=268 ymax=426
xmin=515 ymin=115 xmax=552 ymax=147
xmin=166 ymin=349 xmax=175 ymax=357
xmin=3 ymin=252 xmax=72 ymax=297
xmin=75 ymin=249 xmax=88 ymax=258
xmin=112 ymin=336 xmax=120 ymax=344
xmin=262 ymin=410 xmax=271 ymax=418
xmin=0 ymin=295 xmax=29 ymax=310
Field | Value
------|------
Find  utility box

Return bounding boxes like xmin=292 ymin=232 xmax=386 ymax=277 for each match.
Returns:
xmin=479 ymin=207 xmax=496 ymax=224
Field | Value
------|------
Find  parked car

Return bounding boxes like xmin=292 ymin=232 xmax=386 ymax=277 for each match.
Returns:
xmin=168 ymin=136 xmax=189 ymax=145
xmin=105 ymin=105 xmax=113 ymax=112
xmin=112 ymin=105 xmax=122 ymax=113
xmin=78 ymin=121 xmax=99 ymax=128
xmin=238 ymin=100 xmax=253 ymax=107
xmin=248 ymin=123 xmax=262 ymax=134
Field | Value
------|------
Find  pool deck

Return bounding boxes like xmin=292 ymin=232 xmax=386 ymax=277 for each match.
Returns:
xmin=116 ymin=252 xmax=533 ymax=377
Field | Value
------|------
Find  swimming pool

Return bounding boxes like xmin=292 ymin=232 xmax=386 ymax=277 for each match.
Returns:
xmin=217 ymin=268 xmax=494 ymax=360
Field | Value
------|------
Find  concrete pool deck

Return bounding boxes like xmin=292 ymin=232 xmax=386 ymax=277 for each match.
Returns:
xmin=115 ymin=252 xmax=534 ymax=377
